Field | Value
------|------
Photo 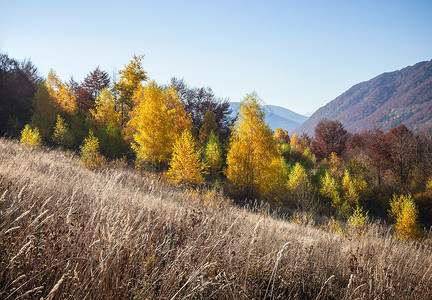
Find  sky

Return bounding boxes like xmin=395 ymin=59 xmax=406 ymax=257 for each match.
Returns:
xmin=1 ymin=0 xmax=432 ymax=115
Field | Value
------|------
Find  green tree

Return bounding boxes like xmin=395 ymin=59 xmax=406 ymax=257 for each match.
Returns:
xmin=225 ymin=93 xmax=286 ymax=200
xmin=52 ymin=115 xmax=74 ymax=147
xmin=203 ymin=132 xmax=223 ymax=179
xmin=90 ymin=88 xmax=121 ymax=129
xmin=31 ymin=83 xmax=58 ymax=141
xmin=287 ymin=162 xmax=313 ymax=210
xmin=167 ymin=130 xmax=206 ymax=186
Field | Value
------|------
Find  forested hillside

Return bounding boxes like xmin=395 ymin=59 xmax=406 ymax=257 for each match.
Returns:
xmin=295 ymin=60 xmax=432 ymax=135
xmin=1 ymin=51 xmax=432 ymax=299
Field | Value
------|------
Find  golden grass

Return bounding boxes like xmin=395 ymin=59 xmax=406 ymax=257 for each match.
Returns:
xmin=0 ymin=138 xmax=431 ymax=299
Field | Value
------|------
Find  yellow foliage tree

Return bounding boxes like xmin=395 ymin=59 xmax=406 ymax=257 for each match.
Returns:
xmin=389 ymin=194 xmax=422 ymax=240
xmin=328 ymin=152 xmax=344 ymax=179
xmin=52 ymin=115 xmax=74 ymax=147
xmin=167 ymin=130 xmax=206 ymax=186
xmin=287 ymin=162 xmax=313 ymax=210
xmin=129 ymin=81 xmax=191 ymax=169
xmin=46 ymin=70 xmax=77 ymax=116
xmin=320 ymin=171 xmax=340 ymax=207
xmin=225 ymin=93 xmax=286 ymax=200
xmin=426 ymin=178 xmax=432 ymax=192
xmin=90 ymin=88 xmax=121 ymax=129
xmin=274 ymin=128 xmax=290 ymax=144
xmin=203 ymin=132 xmax=223 ymax=179
xmin=114 ymin=55 xmax=148 ymax=124
xmin=80 ymin=130 xmax=105 ymax=169
xmin=20 ymin=124 xmax=42 ymax=149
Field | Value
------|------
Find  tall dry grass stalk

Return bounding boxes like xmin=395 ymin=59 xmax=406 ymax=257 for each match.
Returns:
xmin=0 ymin=137 xmax=431 ymax=299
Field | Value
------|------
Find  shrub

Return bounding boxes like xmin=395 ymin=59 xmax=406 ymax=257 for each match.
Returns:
xmin=52 ymin=115 xmax=74 ymax=147
xmin=346 ymin=205 xmax=369 ymax=236
xmin=80 ymin=130 xmax=105 ymax=169
xmin=20 ymin=124 xmax=42 ymax=149
xmin=389 ymin=194 xmax=423 ymax=240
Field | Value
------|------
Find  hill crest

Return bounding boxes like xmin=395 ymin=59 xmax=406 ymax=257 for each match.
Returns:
xmin=294 ymin=60 xmax=432 ymax=135
xmin=230 ymin=102 xmax=308 ymax=132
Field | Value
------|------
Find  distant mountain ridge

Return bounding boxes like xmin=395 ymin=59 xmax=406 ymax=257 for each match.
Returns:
xmin=229 ymin=102 xmax=308 ymax=132
xmin=294 ymin=59 xmax=432 ymax=136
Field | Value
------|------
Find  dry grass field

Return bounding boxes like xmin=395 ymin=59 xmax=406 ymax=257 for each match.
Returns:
xmin=1 ymin=138 xmax=431 ymax=299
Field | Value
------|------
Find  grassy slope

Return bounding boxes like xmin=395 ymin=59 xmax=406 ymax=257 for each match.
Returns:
xmin=0 ymin=138 xmax=431 ymax=299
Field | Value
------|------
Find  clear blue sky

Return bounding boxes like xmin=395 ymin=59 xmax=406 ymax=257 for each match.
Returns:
xmin=1 ymin=0 xmax=431 ymax=114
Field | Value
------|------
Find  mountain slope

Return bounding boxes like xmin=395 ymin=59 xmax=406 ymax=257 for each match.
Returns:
xmin=230 ymin=102 xmax=308 ymax=132
xmin=294 ymin=60 xmax=432 ymax=135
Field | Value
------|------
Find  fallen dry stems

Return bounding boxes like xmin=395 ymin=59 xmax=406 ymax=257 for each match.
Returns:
xmin=0 ymin=138 xmax=431 ymax=299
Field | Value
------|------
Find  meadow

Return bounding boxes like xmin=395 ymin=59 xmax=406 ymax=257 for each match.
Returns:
xmin=1 ymin=138 xmax=431 ymax=299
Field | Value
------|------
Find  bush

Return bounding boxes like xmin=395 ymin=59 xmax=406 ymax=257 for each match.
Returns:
xmin=389 ymin=194 xmax=423 ymax=240
xmin=52 ymin=115 xmax=74 ymax=147
xmin=80 ymin=130 xmax=105 ymax=169
xmin=20 ymin=124 xmax=42 ymax=149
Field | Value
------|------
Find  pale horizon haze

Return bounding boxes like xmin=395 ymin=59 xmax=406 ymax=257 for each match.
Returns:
xmin=1 ymin=0 xmax=431 ymax=115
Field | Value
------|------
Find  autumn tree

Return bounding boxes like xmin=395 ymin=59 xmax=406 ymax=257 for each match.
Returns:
xmin=198 ymin=109 xmax=218 ymax=147
xmin=52 ymin=115 xmax=74 ymax=147
xmin=287 ymin=163 xmax=313 ymax=210
xmin=169 ymin=77 xmax=233 ymax=141
xmin=225 ymin=93 xmax=286 ymax=200
xmin=83 ymin=66 xmax=110 ymax=100
xmin=74 ymin=66 xmax=111 ymax=111
xmin=311 ymin=119 xmax=347 ymax=160
xmin=90 ymin=88 xmax=121 ymax=129
xmin=290 ymin=134 xmax=301 ymax=152
xmin=387 ymin=125 xmax=418 ymax=190
xmin=31 ymin=83 xmax=58 ymax=141
xmin=0 ymin=53 xmax=40 ymax=137
xmin=114 ymin=55 xmax=148 ymax=124
xmin=320 ymin=171 xmax=340 ymax=208
xmin=80 ymin=130 xmax=105 ymax=169
xmin=203 ymin=132 xmax=223 ymax=179
xmin=129 ymin=81 xmax=191 ymax=169
xmin=167 ymin=130 xmax=206 ymax=186
xmin=366 ymin=128 xmax=393 ymax=185
xmin=274 ymin=128 xmax=289 ymax=144
xmin=20 ymin=124 xmax=42 ymax=149
xmin=389 ymin=194 xmax=422 ymax=240
xmin=46 ymin=70 xmax=77 ymax=116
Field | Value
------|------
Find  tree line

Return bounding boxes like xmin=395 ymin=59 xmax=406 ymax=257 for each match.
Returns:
xmin=2 ymin=52 xmax=432 ymax=240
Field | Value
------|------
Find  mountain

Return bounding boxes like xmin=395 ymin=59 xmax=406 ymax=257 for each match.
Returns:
xmin=294 ymin=60 xmax=432 ymax=136
xmin=229 ymin=102 xmax=308 ymax=132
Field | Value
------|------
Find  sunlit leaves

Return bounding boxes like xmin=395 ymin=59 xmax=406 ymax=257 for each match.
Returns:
xmin=20 ymin=124 xmax=42 ymax=149
xmin=389 ymin=194 xmax=422 ymax=240
xmin=80 ymin=130 xmax=105 ymax=169
xmin=225 ymin=93 xmax=286 ymax=200
xmin=167 ymin=130 xmax=206 ymax=186
xmin=129 ymin=81 xmax=191 ymax=169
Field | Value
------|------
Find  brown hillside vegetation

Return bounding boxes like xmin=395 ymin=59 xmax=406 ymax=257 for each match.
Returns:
xmin=295 ymin=59 xmax=432 ymax=136
xmin=1 ymin=138 xmax=431 ymax=299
